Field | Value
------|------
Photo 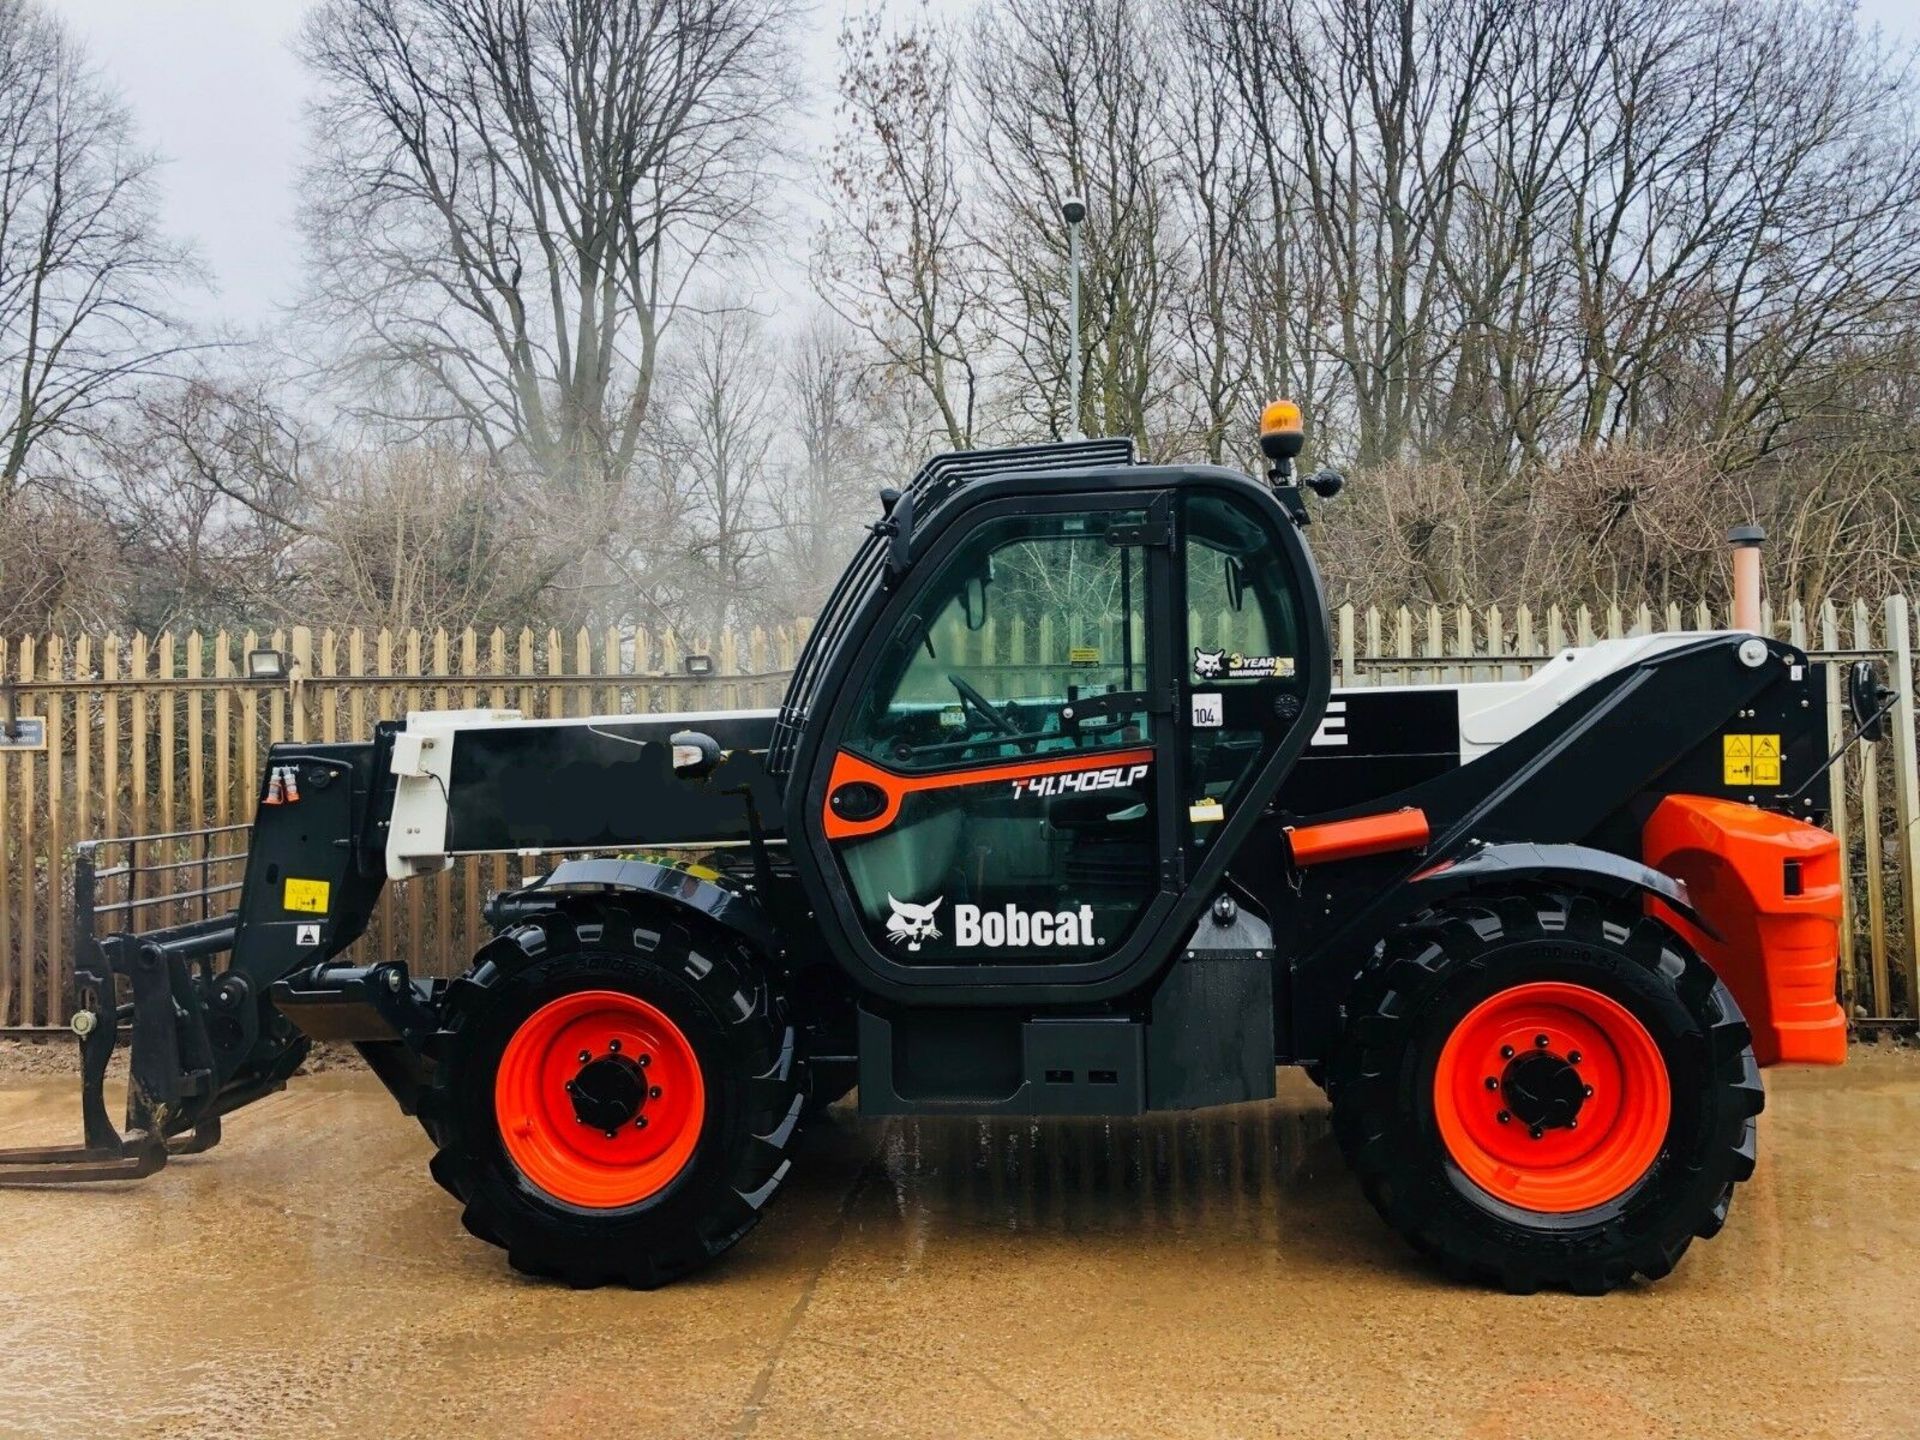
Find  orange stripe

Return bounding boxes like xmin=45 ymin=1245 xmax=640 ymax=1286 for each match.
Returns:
xmin=1287 ymin=808 xmax=1429 ymax=866
xmin=823 ymin=746 xmax=1155 ymax=840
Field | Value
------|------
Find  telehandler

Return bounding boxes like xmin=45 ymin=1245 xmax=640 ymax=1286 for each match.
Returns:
xmin=0 ymin=404 xmax=1883 ymax=1294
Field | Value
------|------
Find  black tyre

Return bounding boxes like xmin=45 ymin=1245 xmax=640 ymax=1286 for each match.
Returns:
xmin=1328 ymin=891 xmax=1763 ymax=1294
xmin=420 ymin=906 xmax=805 ymax=1287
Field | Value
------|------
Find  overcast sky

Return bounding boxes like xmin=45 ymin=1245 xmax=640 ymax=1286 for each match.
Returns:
xmin=46 ymin=0 xmax=1920 ymax=336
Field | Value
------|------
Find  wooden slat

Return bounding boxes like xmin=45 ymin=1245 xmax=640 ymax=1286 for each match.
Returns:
xmin=268 ymin=627 xmax=287 ymax=745
xmin=72 ymin=635 xmax=92 ymax=952
xmin=18 ymin=637 xmax=36 ymax=1026
xmin=374 ymin=629 xmax=395 ymax=963
xmin=240 ymin=630 xmax=259 ymax=834
xmin=432 ymin=629 xmax=452 ymax=975
xmin=1884 ymin=595 xmax=1920 ymax=1011
xmin=158 ymin=632 xmax=176 ymax=850
xmin=291 ymin=627 xmax=313 ymax=743
xmin=186 ymin=635 xmax=205 ymax=920
xmin=1856 ymin=601 xmax=1890 ymax=1012
xmin=45 ymin=636 xmax=64 ymax=1017
xmin=213 ymin=634 xmax=232 ymax=830
xmin=0 ymin=638 xmax=10 ymax=1025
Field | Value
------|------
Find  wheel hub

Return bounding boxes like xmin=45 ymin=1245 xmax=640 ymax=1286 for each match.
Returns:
xmin=1499 ymin=1049 xmax=1588 ymax=1133
xmin=567 ymin=1053 xmax=649 ymax=1134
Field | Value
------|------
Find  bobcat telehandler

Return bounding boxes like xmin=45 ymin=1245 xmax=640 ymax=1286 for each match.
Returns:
xmin=0 ymin=404 xmax=1884 ymax=1294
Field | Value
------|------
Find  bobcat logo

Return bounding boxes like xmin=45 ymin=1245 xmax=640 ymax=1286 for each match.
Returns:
xmin=885 ymin=894 xmax=943 ymax=952
xmin=1193 ymin=647 xmax=1226 ymax=679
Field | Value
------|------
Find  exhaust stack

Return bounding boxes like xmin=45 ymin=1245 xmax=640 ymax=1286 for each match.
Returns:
xmin=1729 ymin=523 xmax=1765 ymax=633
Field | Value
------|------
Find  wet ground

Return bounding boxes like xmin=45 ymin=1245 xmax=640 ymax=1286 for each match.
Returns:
xmin=0 ymin=1048 xmax=1915 ymax=1440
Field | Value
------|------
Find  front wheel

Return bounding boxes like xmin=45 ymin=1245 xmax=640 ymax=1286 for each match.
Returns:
xmin=420 ymin=907 xmax=805 ymax=1287
xmin=1328 ymin=892 xmax=1763 ymax=1294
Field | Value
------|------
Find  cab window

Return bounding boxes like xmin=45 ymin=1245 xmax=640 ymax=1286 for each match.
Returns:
xmin=844 ymin=510 xmax=1153 ymax=772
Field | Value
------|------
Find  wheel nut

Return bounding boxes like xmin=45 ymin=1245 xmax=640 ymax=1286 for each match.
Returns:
xmin=648 ymin=1085 xmax=662 ymax=1099
xmin=1529 ymin=1125 xmax=1544 ymax=1140
xmin=577 ymin=1050 xmax=591 ymax=1064
xmin=1500 ymin=1045 xmax=1515 ymax=1059
xmin=1496 ymin=1110 xmax=1511 ymax=1124
xmin=638 ymin=1053 xmax=652 ymax=1068
xmin=1568 ymin=1119 xmax=1578 ymax=1130
xmin=1534 ymin=1033 xmax=1550 ymax=1048
xmin=608 ymin=1038 xmax=622 ymax=1053
xmin=604 ymin=1129 xmax=618 ymax=1139
xmin=1568 ymin=1050 xmax=1583 ymax=1065
xmin=636 ymin=1115 xmax=648 ymax=1129
xmin=1583 ymin=1084 xmax=1594 ymax=1098
xmin=1484 ymin=1076 xmax=1499 ymax=1090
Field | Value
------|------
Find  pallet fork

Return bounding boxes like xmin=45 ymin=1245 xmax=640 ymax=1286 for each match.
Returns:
xmin=0 ymin=835 xmax=275 ymax=1184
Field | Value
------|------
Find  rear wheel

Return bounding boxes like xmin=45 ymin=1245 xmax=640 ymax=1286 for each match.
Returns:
xmin=1328 ymin=891 xmax=1762 ymax=1294
xmin=421 ymin=907 xmax=804 ymax=1287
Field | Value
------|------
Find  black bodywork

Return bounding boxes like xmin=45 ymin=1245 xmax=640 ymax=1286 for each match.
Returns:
xmin=0 ymin=440 xmax=1841 ymax=1175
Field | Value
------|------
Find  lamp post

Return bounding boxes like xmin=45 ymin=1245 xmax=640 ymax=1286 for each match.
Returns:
xmin=1063 ymin=194 xmax=1086 ymax=439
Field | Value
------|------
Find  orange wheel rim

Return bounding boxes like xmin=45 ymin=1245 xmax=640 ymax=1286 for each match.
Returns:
xmin=1432 ymin=982 xmax=1669 ymax=1213
xmin=495 ymin=990 xmax=705 ymax=1208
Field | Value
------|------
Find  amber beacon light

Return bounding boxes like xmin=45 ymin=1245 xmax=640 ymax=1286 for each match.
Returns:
xmin=1259 ymin=399 xmax=1305 ymax=462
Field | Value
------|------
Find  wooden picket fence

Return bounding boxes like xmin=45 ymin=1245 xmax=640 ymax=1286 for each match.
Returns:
xmin=0 ymin=600 xmax=1916 ymax=1032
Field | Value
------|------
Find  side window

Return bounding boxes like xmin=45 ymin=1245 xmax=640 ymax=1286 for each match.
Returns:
xmin=845 ymin=510 xmax=1153 ymax=772
xmin=1184 ymin=492 xmax=1307 ymax=849
xmin=1185 ymin=494 xmax=1301 ymax=683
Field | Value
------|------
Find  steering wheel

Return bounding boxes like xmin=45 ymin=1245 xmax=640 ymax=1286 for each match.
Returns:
xmin=948 ymin=673 xmax=1019 ymax=736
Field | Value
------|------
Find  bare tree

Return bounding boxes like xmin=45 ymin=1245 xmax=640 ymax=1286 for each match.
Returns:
xmin=819 ymin=11 xmax=990 ymax=450
xmin=762 ymin=312 xmax=878 ymax=615
xmin=968 ymin=0 xmax=1181 ymax=446
xmin=95 ymin=377 xmax=308 ymax=628
xmin=299 ymin=0 xmax=799 ymax=497
xmin=0 ymin=0 xmax=192 ymax=497
xmin=640 ymin=306 xmax=778 ymax=632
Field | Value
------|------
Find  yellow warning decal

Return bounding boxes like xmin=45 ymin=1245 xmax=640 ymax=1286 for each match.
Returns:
xmin=1722 ymin=734 xmax=1782 ymax=788
xmin=283 ymin=877 xmax=331 ymax=914
xmin=1068 ymin=646 xmax=1101 ymax=666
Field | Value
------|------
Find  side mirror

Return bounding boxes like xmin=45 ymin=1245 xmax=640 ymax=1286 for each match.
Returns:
xmin=880 ymin=487 xmax=916 ymax=576
xmin=1223 ymin=555 xmax=1247 ymax=612
xmin=668 ymin=729 xmax=722 ymax=778
xmin=1849 ymin=660 xmax=1895 ymax=743
xmin=961 ymin=572 xmax=991 ymax=630
xmin=1305 ymin=468 xmax=1345 ymax=499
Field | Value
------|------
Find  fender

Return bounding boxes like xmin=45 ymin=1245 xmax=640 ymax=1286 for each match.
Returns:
xmin=484 ymin=856 xmax=782 ymax=958
xmin=1409 ymin=841 xmax=1719 ymax=941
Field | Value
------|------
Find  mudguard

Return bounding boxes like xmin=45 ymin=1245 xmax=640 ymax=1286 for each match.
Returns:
xmin=1409 ymin=841 xmax=1718 ymax=940
xmin=485 ymin=856 xmax=782 ymax=958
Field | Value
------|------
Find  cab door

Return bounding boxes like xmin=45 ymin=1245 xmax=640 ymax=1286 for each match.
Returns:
xmin=1178 ymin=487 xmax=1323 ymax=858
xmin=811 ymin=494 xmax=1177 ymax=975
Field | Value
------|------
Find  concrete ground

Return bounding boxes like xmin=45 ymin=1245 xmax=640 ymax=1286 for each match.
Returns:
xmin=0 ymin=1047 xmax=1915 ymax=1440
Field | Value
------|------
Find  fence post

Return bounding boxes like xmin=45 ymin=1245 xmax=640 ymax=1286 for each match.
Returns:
xmin=1886 ymin=594 xmax=1920 ymax=1011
